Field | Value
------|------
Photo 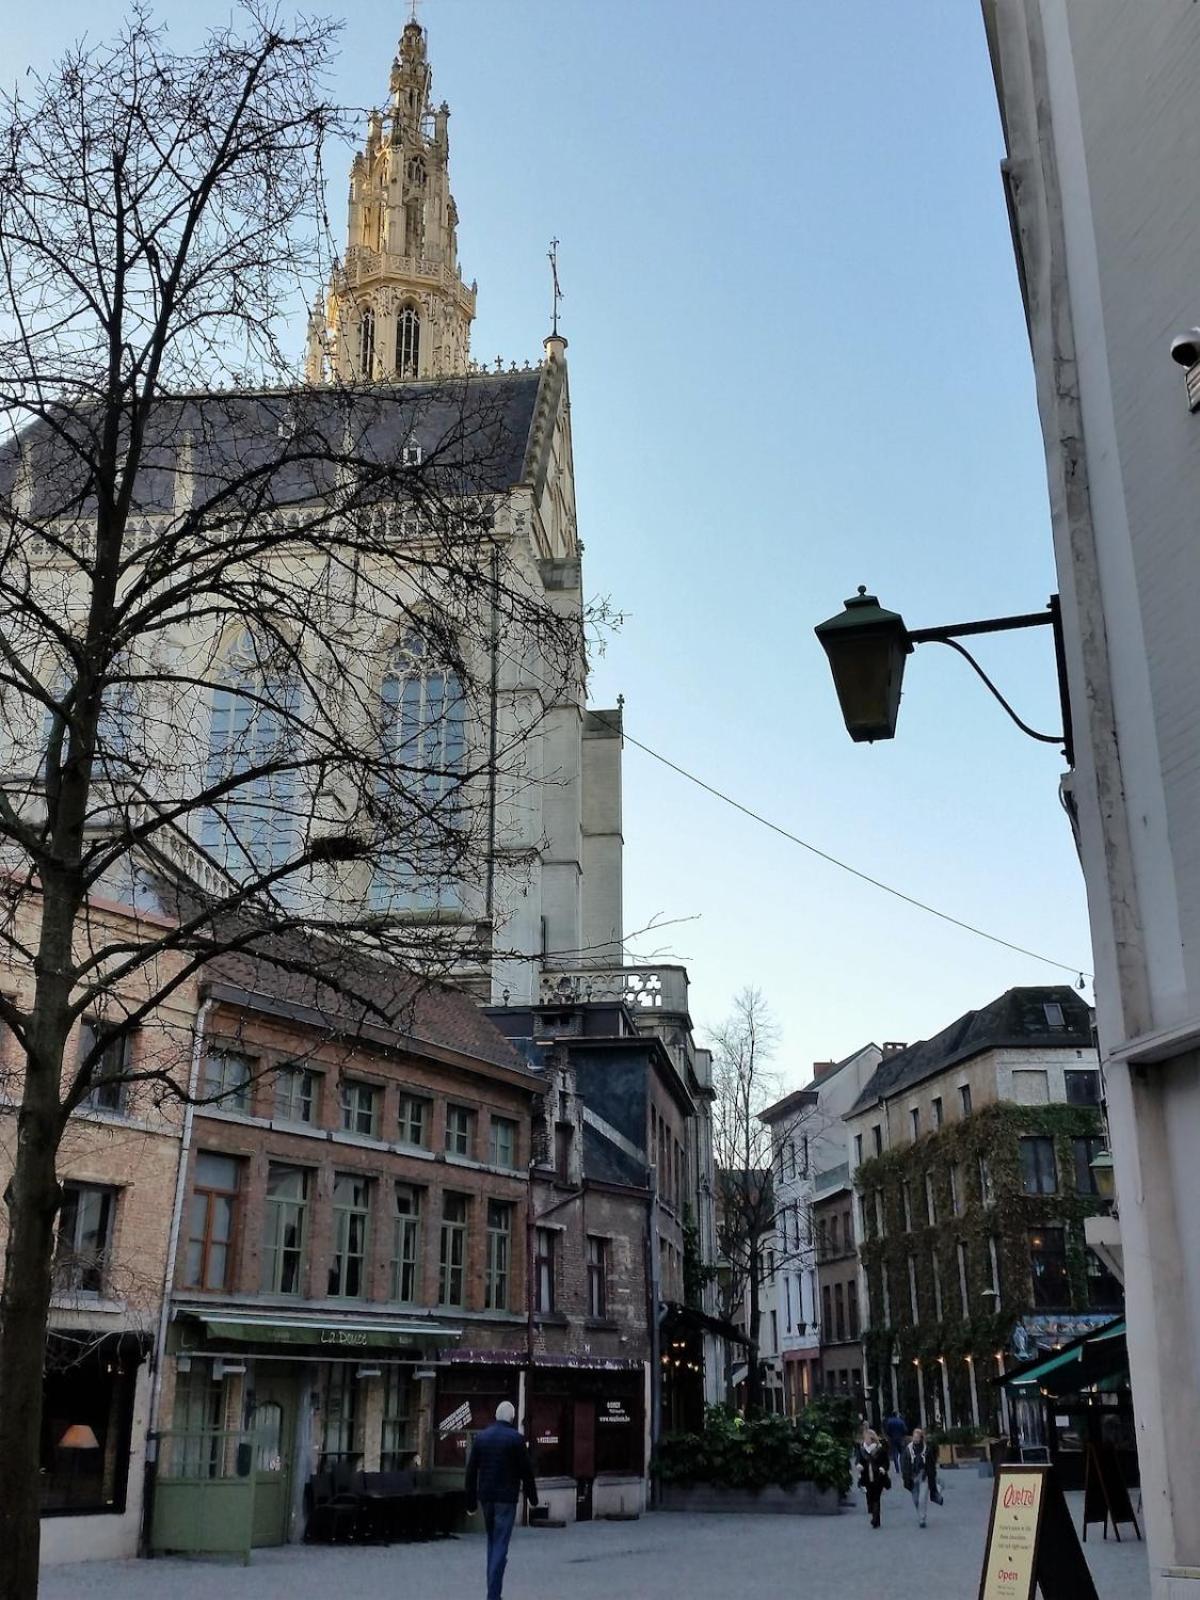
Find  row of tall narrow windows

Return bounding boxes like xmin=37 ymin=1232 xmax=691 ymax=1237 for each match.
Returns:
xmin=358 ymin=306 xmax=420 ymax=378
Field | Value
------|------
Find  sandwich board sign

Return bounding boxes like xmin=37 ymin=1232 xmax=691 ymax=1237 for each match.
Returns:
xmin=978 ymin=1464 xmax=1098 ymax=1600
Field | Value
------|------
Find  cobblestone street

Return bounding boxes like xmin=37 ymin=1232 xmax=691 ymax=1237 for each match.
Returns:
xmin=41 ymin=1476 xmax=1150 ymax=1600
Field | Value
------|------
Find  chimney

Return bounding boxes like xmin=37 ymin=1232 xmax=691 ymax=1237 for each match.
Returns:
xmin=882 ymin=1041 xmax=908 ymax=1057
xmin=811 ymin=1060 xmax=837 ymax=1081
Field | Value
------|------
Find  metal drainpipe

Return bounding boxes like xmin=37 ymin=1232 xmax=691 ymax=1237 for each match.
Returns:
xmin=144 ymin=996 xmax=212 ymax=1489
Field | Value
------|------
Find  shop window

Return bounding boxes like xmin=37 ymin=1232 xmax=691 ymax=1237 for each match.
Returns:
xmin=184 ymin=1152 xmax=240 ymax=1291
xmin=321 ymin=1364 xmax=359 ymax=1469
xmin=393 ymin=1184 xmax=421 ymax=1304
xmin=54 ymin=1183 xmax=115 ymax=1297
xmin=1029 ymin=1227 xmax=1070 ymax=1310
xmin=587 ymin=1235 xmax=608 ymax=1319
xmin=78 ymin=1021 xmax=130 ymax=1113
xmin=169 ymin=1363 xmax=224 ymax=1478
xmin=263 ymin=1164 xmax=308 ymax=1295
xmin=40 ymin=1344 xmax=137 ymax=1514
xmin=329 ymin=1174 xmax=371 ymax=1298
xmin=274 ymin=1065 xmax=318 ymax=1124
xmin=439 ymin=1192 xmax=468 ymax=1307
xmin=489 ymin=1116 xmax=518 ymax=1169
xmin=484 ymin=1200 xmax=512 ymax=1310
xmin=1073 ymin=1136 xmax=1106 ymax=1195
xmin=340 ymin=1078 xmax=379 ymax=1138
xmin=1019 ymin=1136 xmax=1058 ymax=1195
xmin=445 ymin=1104 xmax=474 ymax=1158
xmin=203 ymin=1047 xmax=252 ymax=1112
xmin=250 ymin=1400 xmax=283 ymax=1472
xmin=593 ymin=1386 xmax=643 ymax=1475
xmin=535 ymin=1227 xmax=556 ymax=1314
xmin=381 ymin=1369 xmax=417 ymax=1468
xmin=1086 ymin=1247 xmax=1123 ymax=1311
xmin=397 ymin=1093 xmax=429 ymax=1148
xmin=1065 ymin=1070 xmax=1101 ymax=1107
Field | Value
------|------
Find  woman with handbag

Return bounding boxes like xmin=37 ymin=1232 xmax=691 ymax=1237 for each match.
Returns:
xmin=901 ymin=1427 xmax=940 ymax=1527
xmin=855 ymin=1428 xmax=892 ymax=1529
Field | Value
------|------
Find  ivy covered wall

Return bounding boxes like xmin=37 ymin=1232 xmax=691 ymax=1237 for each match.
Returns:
xmin=854 ymin=1102 xmax=1111 ymax=1430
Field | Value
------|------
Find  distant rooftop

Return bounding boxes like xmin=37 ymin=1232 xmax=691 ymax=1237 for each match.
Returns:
xmin=848 ymin=986 xmax=1093 ymax=1116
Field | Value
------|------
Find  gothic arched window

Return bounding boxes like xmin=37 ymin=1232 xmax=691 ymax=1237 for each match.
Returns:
xmin=396 ymin=306 xmax=421 ymax=379
xmin=201 ymin=630 xmax=302 ymax=884
xmin=405 ymin=198 xmax=424 ymax=259
xmin=358 ymin=308 xmax=376 ymax=378
xmin=372 ymin=628 xmax=468 ymax=911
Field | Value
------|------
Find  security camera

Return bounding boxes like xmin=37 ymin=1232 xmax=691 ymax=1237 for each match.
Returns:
xmin=1170 ymin=329 xmax=1200 ymax=367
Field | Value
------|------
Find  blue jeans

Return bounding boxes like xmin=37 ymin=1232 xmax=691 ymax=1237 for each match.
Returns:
xmin=482 ymin=1500 xmax=517 ymax=1600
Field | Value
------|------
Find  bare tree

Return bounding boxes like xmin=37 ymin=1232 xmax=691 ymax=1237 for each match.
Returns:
xmin=0 ymin=9 xmax=585 ymax=1591
xmin=710 ymin=989 xmax=822 ymax=1413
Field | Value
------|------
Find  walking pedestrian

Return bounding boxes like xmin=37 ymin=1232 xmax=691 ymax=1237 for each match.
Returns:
xmin=855 ymin=1427 xmax=891 ymax=1529
xmin=901 ymin=1426 xmax=939 ymax=1528
xmin=883 ymin=1407 xmax=908 ymax=1473
xmin=464 ymin=1401 xmax=540 ymax=1600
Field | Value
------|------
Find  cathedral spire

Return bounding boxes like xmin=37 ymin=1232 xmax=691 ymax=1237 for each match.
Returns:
xmin=314 ymin=21 xmax=476 ymax=384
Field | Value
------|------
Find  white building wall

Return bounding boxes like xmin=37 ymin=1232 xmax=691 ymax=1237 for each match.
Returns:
xmin=983 ymin=5 xmax=1200 ymax=1590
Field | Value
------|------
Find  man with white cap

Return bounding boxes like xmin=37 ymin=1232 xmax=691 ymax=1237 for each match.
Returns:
xmin=464 ymin=1401 xmax=539 ymax=1600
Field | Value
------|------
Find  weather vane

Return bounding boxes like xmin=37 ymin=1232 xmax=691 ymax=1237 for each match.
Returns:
xmin=548 ymin=237 xmax=564 ymax=337
xmin=409 ymin=0 xmax=421 ymax=23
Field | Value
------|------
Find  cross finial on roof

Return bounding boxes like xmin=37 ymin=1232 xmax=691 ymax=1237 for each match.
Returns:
xmin=548 ymin=237 xmax=564 ymax=337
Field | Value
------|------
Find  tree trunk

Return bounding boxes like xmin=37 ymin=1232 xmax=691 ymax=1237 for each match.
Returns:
xmin=0 ymin=1097 xmax=62 ymax=1600
xmin=746 ymin=1244 xmax=762 ymax=1414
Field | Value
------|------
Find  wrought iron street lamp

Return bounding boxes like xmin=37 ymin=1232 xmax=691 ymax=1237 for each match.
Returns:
xmin=814 ymin=589 xmax=1073 ymax=765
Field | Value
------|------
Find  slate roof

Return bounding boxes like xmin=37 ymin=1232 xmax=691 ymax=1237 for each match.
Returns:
xmin=204 ymin=930 xmax=529 ymax=1076
xmin=0 ymin=372 xmax=543 ymax=517
xmin=848 ymin=985 xmax=1093 ymax=1115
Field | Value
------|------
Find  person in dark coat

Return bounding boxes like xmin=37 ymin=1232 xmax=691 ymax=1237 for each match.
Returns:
xmin=883 ymin=1408 xmax=909 ymax=1472
xmin=464 ymin=1402 xmax=539 ymax=1600
xmin=855 ymin=1427 xmax=892 ymax=1529
xmin=901 ymin=1426 xmax=940 ymax=1527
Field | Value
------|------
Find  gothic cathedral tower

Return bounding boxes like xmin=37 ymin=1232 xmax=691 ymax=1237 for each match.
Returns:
xmin=306 ymin=21 xmax=476 ymax=383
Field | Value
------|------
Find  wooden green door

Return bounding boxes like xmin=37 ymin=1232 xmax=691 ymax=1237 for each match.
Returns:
xmin=249 ymin=1379 xmax=295 ymax=1546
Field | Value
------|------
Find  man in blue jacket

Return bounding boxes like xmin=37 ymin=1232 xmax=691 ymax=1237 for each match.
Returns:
xmin=464 ymin=1401 xmax=539 ymax=1600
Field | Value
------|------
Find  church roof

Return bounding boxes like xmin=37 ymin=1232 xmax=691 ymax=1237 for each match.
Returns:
xmin=0 ymin=371 xmax=544 ymax=517
xmin=848 ymin=985 xmax=1093 ymax=1115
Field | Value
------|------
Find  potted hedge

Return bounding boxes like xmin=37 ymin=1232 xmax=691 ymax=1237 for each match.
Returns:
xmin=653 ymin=1405 xmax=851 ymax=1515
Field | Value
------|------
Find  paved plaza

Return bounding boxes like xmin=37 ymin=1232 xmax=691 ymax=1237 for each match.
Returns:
xmin=41 ymin=1475 xmax=1150 ymax=1600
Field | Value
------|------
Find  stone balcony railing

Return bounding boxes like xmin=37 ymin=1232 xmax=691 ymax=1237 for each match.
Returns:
xmin=342 ymin=247 xmax=476 ymax=308
xmin=538 ymin=963 xmax=690 ymax=1016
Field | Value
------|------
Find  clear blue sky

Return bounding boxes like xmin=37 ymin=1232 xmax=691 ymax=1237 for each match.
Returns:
xmin=11 ymin=1 xmax=1095 ymax=1085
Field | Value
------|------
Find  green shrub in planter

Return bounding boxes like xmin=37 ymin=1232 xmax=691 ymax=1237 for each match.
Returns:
xmin=654 ymin=1405 xmax=851 ymax=1496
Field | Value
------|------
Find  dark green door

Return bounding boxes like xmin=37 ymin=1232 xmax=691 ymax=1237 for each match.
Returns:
xmin=249 ymin=1377 xmax=295 ymax=1546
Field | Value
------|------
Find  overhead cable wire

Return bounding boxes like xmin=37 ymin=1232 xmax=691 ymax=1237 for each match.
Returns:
xmin=586 ymin=708 xmax=1092 ymax=982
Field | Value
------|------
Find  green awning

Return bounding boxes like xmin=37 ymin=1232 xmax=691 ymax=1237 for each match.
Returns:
xmin=187 ymin=1312 xmax=462 ymax=1351
xmin=1006 ymin=1345 xmax=1082 ymax=1388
